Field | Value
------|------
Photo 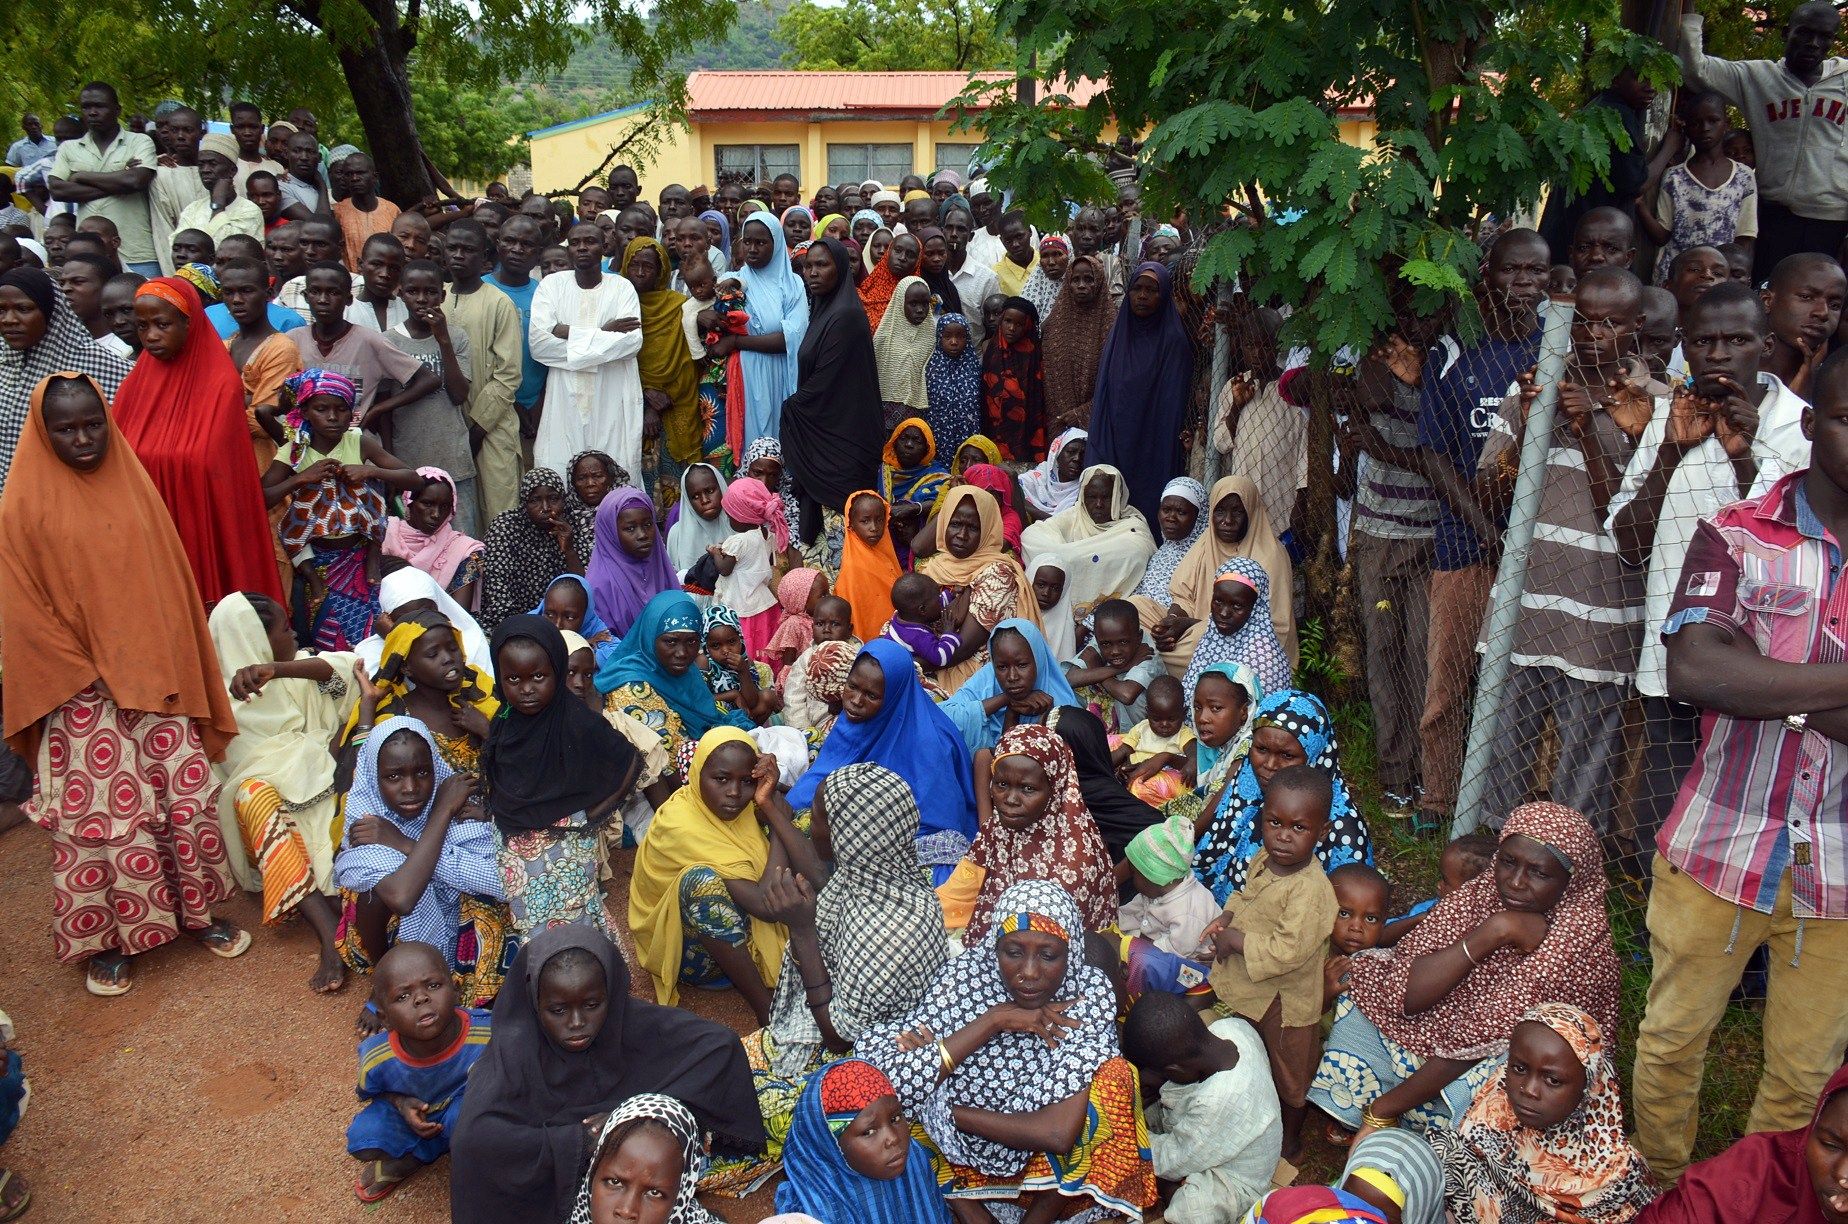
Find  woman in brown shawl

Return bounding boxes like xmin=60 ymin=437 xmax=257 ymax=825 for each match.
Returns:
xmin=1040 ymin=253 xmax=1117 ymax=433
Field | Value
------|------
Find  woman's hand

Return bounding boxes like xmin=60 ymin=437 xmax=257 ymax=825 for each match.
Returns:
xmin=455 ymin=702 xmax=493 ymax=740
xmin=760 ymin=865 xmax=817 ymax=930
xmin=984 ymin=1000 xmax=1080 ymax=1048
xmin=895 ymin=1023 xmax=938 ymax=1054
xmin=1007 ymin=691 xmax=1054 ymax=719
xmin=230 ymin=663 xmax=277 ymax=701
xmin=1479 ymin=910 xmax=1549 ymax=956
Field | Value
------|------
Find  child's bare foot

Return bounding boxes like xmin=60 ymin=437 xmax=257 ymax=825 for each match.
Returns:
xmin=1325 ymin=1120 xmax=1354 ymax=1147
xmin=0 ymin=1167 xmax=29 ymax=1222
xmin=354 ymin=1005 xmax=386 ymax=1039
xmin=354 ymin=1155 xmax=422 ymax=1203
xmin=310 ymin=950 xmax=347 ymax=994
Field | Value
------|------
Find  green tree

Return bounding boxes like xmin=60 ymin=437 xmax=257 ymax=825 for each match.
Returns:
xmin=963 ymin=0 xmax=1674 ymax=358
xmin=1 ymin=0 xmax=737 ymax=204
xmin=778 ymin=0 xmax=1010 ymax=71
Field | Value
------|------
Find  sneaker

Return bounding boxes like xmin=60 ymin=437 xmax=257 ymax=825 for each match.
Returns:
xmin=1382 ymin=792 xmax=1414 ymax=820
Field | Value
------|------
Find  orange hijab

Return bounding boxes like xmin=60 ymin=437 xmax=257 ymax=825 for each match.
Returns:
xmin=0 ymin=373 xmax=237 ymax=760
xmin=835 ymin=490 xmax=905 ymax=642
xmin=859 ymin=250 xmax=900 ymax=333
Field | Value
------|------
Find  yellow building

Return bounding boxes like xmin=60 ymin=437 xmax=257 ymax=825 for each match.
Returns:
xmin=527 ymin=70 xmax=1376 ymax=200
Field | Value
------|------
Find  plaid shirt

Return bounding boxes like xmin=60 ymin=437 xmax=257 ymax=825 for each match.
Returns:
xmin=1662 ymin=471 xmax=1848 ymax=918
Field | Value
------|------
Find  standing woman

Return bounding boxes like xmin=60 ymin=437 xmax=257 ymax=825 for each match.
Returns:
xmin=1040 ymin=254 xmax=1117 ymax=433
xmin=112 ymin=276 xmax=285 ymax=605
xmin=0 ymin=374 xmax=248 ymax=996
xmin=1087 ymin=261 xmax=1196 ymax=526
xmin=0 ymin=267 xmax=132 ymax=494
xmin=621 ymin=236 xmax=703 ymax=503
xmin=481 ymin=615 xmax=640 ymax=937
xmin=782 ymin=237 xmax=883 ymax=548
xmin=720 ymin=214 xmax=807 ymax=447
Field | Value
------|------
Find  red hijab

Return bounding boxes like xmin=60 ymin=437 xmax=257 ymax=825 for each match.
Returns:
xmin=113 ymin=278 xmax=285 ymax=606
xmin=859 ymin=250 xmax=900 ymax=332
xmin=1636 ymin=1064 xmax=1848 ymax=1224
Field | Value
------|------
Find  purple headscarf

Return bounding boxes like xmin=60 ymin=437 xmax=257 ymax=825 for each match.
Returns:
xmin=1084 ymin=260 xmax=1195 ymax=525
xmin=585 ymin=486 xmax=678 ymax=639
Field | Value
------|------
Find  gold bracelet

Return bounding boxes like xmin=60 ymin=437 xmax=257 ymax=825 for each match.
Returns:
xmin=937 ymin=1039 xmax=956 ymax=1075
xmin=1359 ymin=1106 xmax=1398 ymax=1130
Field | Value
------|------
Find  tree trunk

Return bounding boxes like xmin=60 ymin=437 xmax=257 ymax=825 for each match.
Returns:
xmin=330 ymin=25 xmax=434 ymax=205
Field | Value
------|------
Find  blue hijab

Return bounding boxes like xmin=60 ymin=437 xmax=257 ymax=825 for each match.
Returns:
xmin=773 ymin=1058 xmax=951 ymax=1223
xmin=789 ymin=638 xmax=976 ymax=878
xmin=939 ymin=618 xmax=1080 ymax=753
xmin=735 ymin=213 xmax=810 ymax=442
xmin=527 ymin=574 xmax=617 ymax=667
xmin=698 ymin=208 xmax=732 ymax=263
xmin=593 ymin=590 xmax=753 ymax=738
xmin=1194 ymin=688 xmax=1372 ymax=904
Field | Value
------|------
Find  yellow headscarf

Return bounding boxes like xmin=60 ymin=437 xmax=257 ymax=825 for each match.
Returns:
xmin=341 ymin=617 xmax=499 ymax=744
xmin=628 ymin=727 xmax=788 ymax=1005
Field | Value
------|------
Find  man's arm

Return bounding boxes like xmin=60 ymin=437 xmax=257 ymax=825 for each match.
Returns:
xmin=1678 ymin=7 xmax=1751 ymax=105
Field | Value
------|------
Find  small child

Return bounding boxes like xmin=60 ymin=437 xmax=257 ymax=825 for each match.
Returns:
xmin=1322 ymin=863 xmax=1391 ymax=1010
xmin=1123 ymin=991 xmax=1283 ymax=1224
xmin=1381 ymin=830 xmax=1496 ymax=946
xmin=711 ymin=477 xmax=788 ymax=661
xmin=702 ymin=604 xmax=779 ymax=724
xmin=1112 ymin=674 xmax=1197 ymax=805
xmin=835 ymin=490 xmax=905 ymax=643
xmin=572 ymin=1095 xmax=712 ymax=1223
xmin=1641 ymin=89 xmax=1758 ymax=286
xmin=1202 ymin=765 xmax=1338 ymax=1161
xmin=1119 ymin=814 xmax=1221 ymax=961
xmin=924 ymin=312 xmax=982 ymax=463
xmin=348 ymin=941 xmax=493 ymax=1203
xmin=264 ymin=368 xmax=424 ymax=650
xmin=782 ymin=596 xmax=859 ymax=734
xmin=701 ymin=275 xmax=751 ymax=461
xmin=1064 ymin=598 xmax=1164 ymax=732
xmin=761 ymin=566 xmax=826 ymax=678
xmin=883 ymin=572 xmax=979 ymax=671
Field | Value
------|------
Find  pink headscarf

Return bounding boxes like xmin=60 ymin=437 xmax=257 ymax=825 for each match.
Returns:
xmin=381 ymin=468 xmax=484 ymax=593
xmin=761 ymin=567 xmax=822 ymax=673
xmin=721 ymin=476 xmax=791 ymax=553
xmin=961 ymin=463 xmax=1022 ymax=554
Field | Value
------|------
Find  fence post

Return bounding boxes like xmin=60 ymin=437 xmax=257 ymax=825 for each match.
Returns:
xmin=1204 ymin=282 xmax=1233 ymax=489
xmin=1451 ymin=293 xmax=1576 ymax=837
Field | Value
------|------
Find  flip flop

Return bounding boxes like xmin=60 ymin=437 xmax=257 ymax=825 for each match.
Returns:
xmin=84 ymin=954 xmax=131 ymax=998
xmin=354 ymin=1161 xmax=408 ymax=1204
xmin=0 ymin=1169 xmax=30 ymax=1223
xmin=189 ymin=920 xmax=252 ymax=960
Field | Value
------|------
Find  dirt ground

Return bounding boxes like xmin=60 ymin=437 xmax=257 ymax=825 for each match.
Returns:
xmin=0 ymin=826 xmax=779 ymax=1224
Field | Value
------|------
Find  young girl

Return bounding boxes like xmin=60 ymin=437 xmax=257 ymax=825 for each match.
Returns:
xmin=570 ymin=1095 xmax=723 ymax=1224
xmin=264 ymin=368 xmax=424 ymax=650
xmin=702 ymin=604 xmax=779 ymax=724
xmin=782 ymin=597 xmax=858 ymax=735
xmin=878 ymin=418 xmax=950 ymax=562
xmin=351 ymin=612 xmax=500 ymax=774
xmin=531 ymin=574 xmax=617 ymax=663
xmin=666 ymin=462 xmax=731 ymax=603
xmin=585 ymin=485 xmax=678 ymax=639
xmin=924 ymin=312 xmax=982 ymax=460
xmin=761 ymin=566 xmax=826 ymax=678
xmin=1029 ymin=557 xmax=1078 ymax=660
xmin=834 ymin=491 xmax=904 ymax=643
xmin=980 ymin=296 xmax=1045 ymax=461
xmin=1179 ymin=558 xmax=1292 ymax=706
xmin=1167 ymin=662 xmax=1263 ymax=829
xmin=774 ymin=1060 xmax=951 ymax=1221
xmin=873 ymin=277 xmax=937 ymax=429
xmin=712 ymin=477 xmax=789 ymax=660
xmin=1641 ymin=89 xmax=1759 ymax=285
xmin=481 ymin=616 xmax=641 ymax=937
xmin=383 ymin=469 xmax=485 ymax=610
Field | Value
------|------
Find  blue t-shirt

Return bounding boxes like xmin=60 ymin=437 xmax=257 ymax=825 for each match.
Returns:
xmin=207 ymin=300 xmax=306 ymax=340
xmin=485 ymin=271 xmax=546 ymax=411
xmin=1416 ymin=329 xmax=1540 ymax=570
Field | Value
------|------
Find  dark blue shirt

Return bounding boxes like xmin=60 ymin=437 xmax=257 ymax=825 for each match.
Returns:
xmin=1416 ymin=329 xmax=1541 ymax=570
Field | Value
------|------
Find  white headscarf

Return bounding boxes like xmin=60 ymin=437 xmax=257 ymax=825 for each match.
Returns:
xmin=665 ymin=461 xmax=731 ymax=579
xmin=1017 ymin=426 xmax=1088 ymax=516
xmin=356 ymin=567 xmax=494 ymax=677
xmin=1028 ymin=557 xmax=1079 ymax=661
xmin=1019 ymin=462 xmax=1156 ymax=616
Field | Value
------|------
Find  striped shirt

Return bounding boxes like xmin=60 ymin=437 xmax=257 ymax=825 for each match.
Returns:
xmin=1662 ymin=472 xmax=1848 ymax=918
xmin=1353 ymin=374 xmax=1437 ymax=540
xmin=357 ymin=1007 xmax=494 ymax=1106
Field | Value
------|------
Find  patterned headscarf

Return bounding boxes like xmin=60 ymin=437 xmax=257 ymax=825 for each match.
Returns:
xmin=284 ymin=366 xmax=358 ymax=414
xmin=775 ymin=1058 xmax=952 ymax=1221
xmin=478 ymin=467 xmax=596 ymax=631
xmin=924 ymin=312 xmax=983 ymax=458
xmin=700 ymin=601 xmax=745 ymax=694
xmin=567 ymin=1093 xmax=718 ymax=1224
xmin=964 ymin=723 xmax=1117 ymax=943
xmin=175 ymin=261 xmax=220 ymax=305
xmin=1429 ymin=1004 xmax=1658 ymax=1224
xmin=1180 ymin=557 xmax=1292 ymax=707
xmin=805 ymin=638 xmax=860 ymax=706
xmin=1195 ymin=689 xmax=1372 ymax=904
xmin=740 ymin=434 xmax=801 ymax=536
xmin=1345 ymin=803 xmax=1620 ymax=1062
xmin=1136 ymin=475 xmax=1209 ymax=604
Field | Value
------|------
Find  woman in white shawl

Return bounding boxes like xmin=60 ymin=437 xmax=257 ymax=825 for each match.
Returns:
xmin=207 ymin=591 xmax=361 ymax=992
xmin=1020 ymin=463 xmax=1156 ymax=618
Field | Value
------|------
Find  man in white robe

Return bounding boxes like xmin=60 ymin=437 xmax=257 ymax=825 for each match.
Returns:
xmin=529 ymin=220 xmax=645 ymax=481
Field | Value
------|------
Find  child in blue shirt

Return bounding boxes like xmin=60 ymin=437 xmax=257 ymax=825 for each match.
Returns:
xmin=349 ymin=940 xmax=493 ymax=1202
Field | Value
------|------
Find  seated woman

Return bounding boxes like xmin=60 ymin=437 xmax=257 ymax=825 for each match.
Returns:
xmin=208 ymin=591 xmax=361 ymax=994
xmin=775 ymin=1059 xmax=953 ymax=1222
xmin=789 ymin=639 xmax=977 ymax=883
xmin=1634 ymin=1064 xmax=1848 ymax=1223
xmin=1132 ymin=476 xmax=1207 ymax=609
xmin=629 ymin=728 xmax=826 ymax=1025
xmin=1129 ymin=474 xmax=1295 ymax=676
xmin=939 ymin=619 xmax=1079 ymax=759
xmin=1308 ymin=803 xmax=1620 ymax=1137
xmin=333 ymin=716 xmax=510 ymax=1011
xmin=352 ymin=613 xmax=500 ymax=773
xmin=959 ymin=724 xmax=1117 ymax=945
xmin=918 ymin=486 xmax=1042 ymax=692
xmin=481 ymin=616 xmax=641 ymax=938
xmin=596 ymin=590 xmax=758 ymax=787
xmin=1426 ymin=1002 xmax=1657 ymax=1223
xmin=450 ymin=925 xmax=762 ymax=1224
xmin=1193 ymin=689 xmax=1372 ymax=904
xmin=477 ymin=467 xmax=595 ymax=631
xmin=710 ymin=764 xmax=951 ymax=1193
xmin=569 ymin=1094 xmax=725 ymax=1224
xmin=382 ymin=467 xmax=484 ymax=610
xmin=857 ymin=879 xmax=1154 ymax=1223
xmin=1020 ymin=464 xmax=1156 ymax=618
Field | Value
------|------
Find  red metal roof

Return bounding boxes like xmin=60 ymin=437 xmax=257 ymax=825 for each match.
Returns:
xmin=685 ymin=71 xmax=1105 ymax=120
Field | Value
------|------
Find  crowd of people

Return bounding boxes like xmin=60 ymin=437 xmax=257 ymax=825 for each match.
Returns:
xmin=4 ymin=8 xmax=1848 ymax=1220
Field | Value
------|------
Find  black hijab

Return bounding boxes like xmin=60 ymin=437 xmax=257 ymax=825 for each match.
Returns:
xmin=910 ymin=225 xmax=964 ymax=316
xmin=1051 ymin=705 xmax=1162 ymax=861
xmin=781 ymin=235 xmax=883 ymax=513
xmin=449 ymin=924 xmax=764 ymax=1224
xmin=480 ymin=614 xmax=639 ymax=833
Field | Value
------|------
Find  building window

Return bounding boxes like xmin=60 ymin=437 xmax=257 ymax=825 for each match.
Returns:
xmin=827 ymin=143 xmax=914 ymax=188
xmin=715 ymin=144 xmax=800 ymax=189
xmin=933 ymin=143 xmax=983 ymax=178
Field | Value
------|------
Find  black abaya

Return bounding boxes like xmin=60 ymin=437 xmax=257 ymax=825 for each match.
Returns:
xmin=781 ymin=236 xmax=883 ymax=539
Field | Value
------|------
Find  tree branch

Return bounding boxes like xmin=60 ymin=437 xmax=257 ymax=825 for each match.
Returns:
xmin=550 ymin=112 xmax=662 ymax=198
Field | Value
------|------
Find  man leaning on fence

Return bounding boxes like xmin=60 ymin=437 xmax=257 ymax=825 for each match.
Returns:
xmin=1630 ymin=342 xmax=1848 ymax=1185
